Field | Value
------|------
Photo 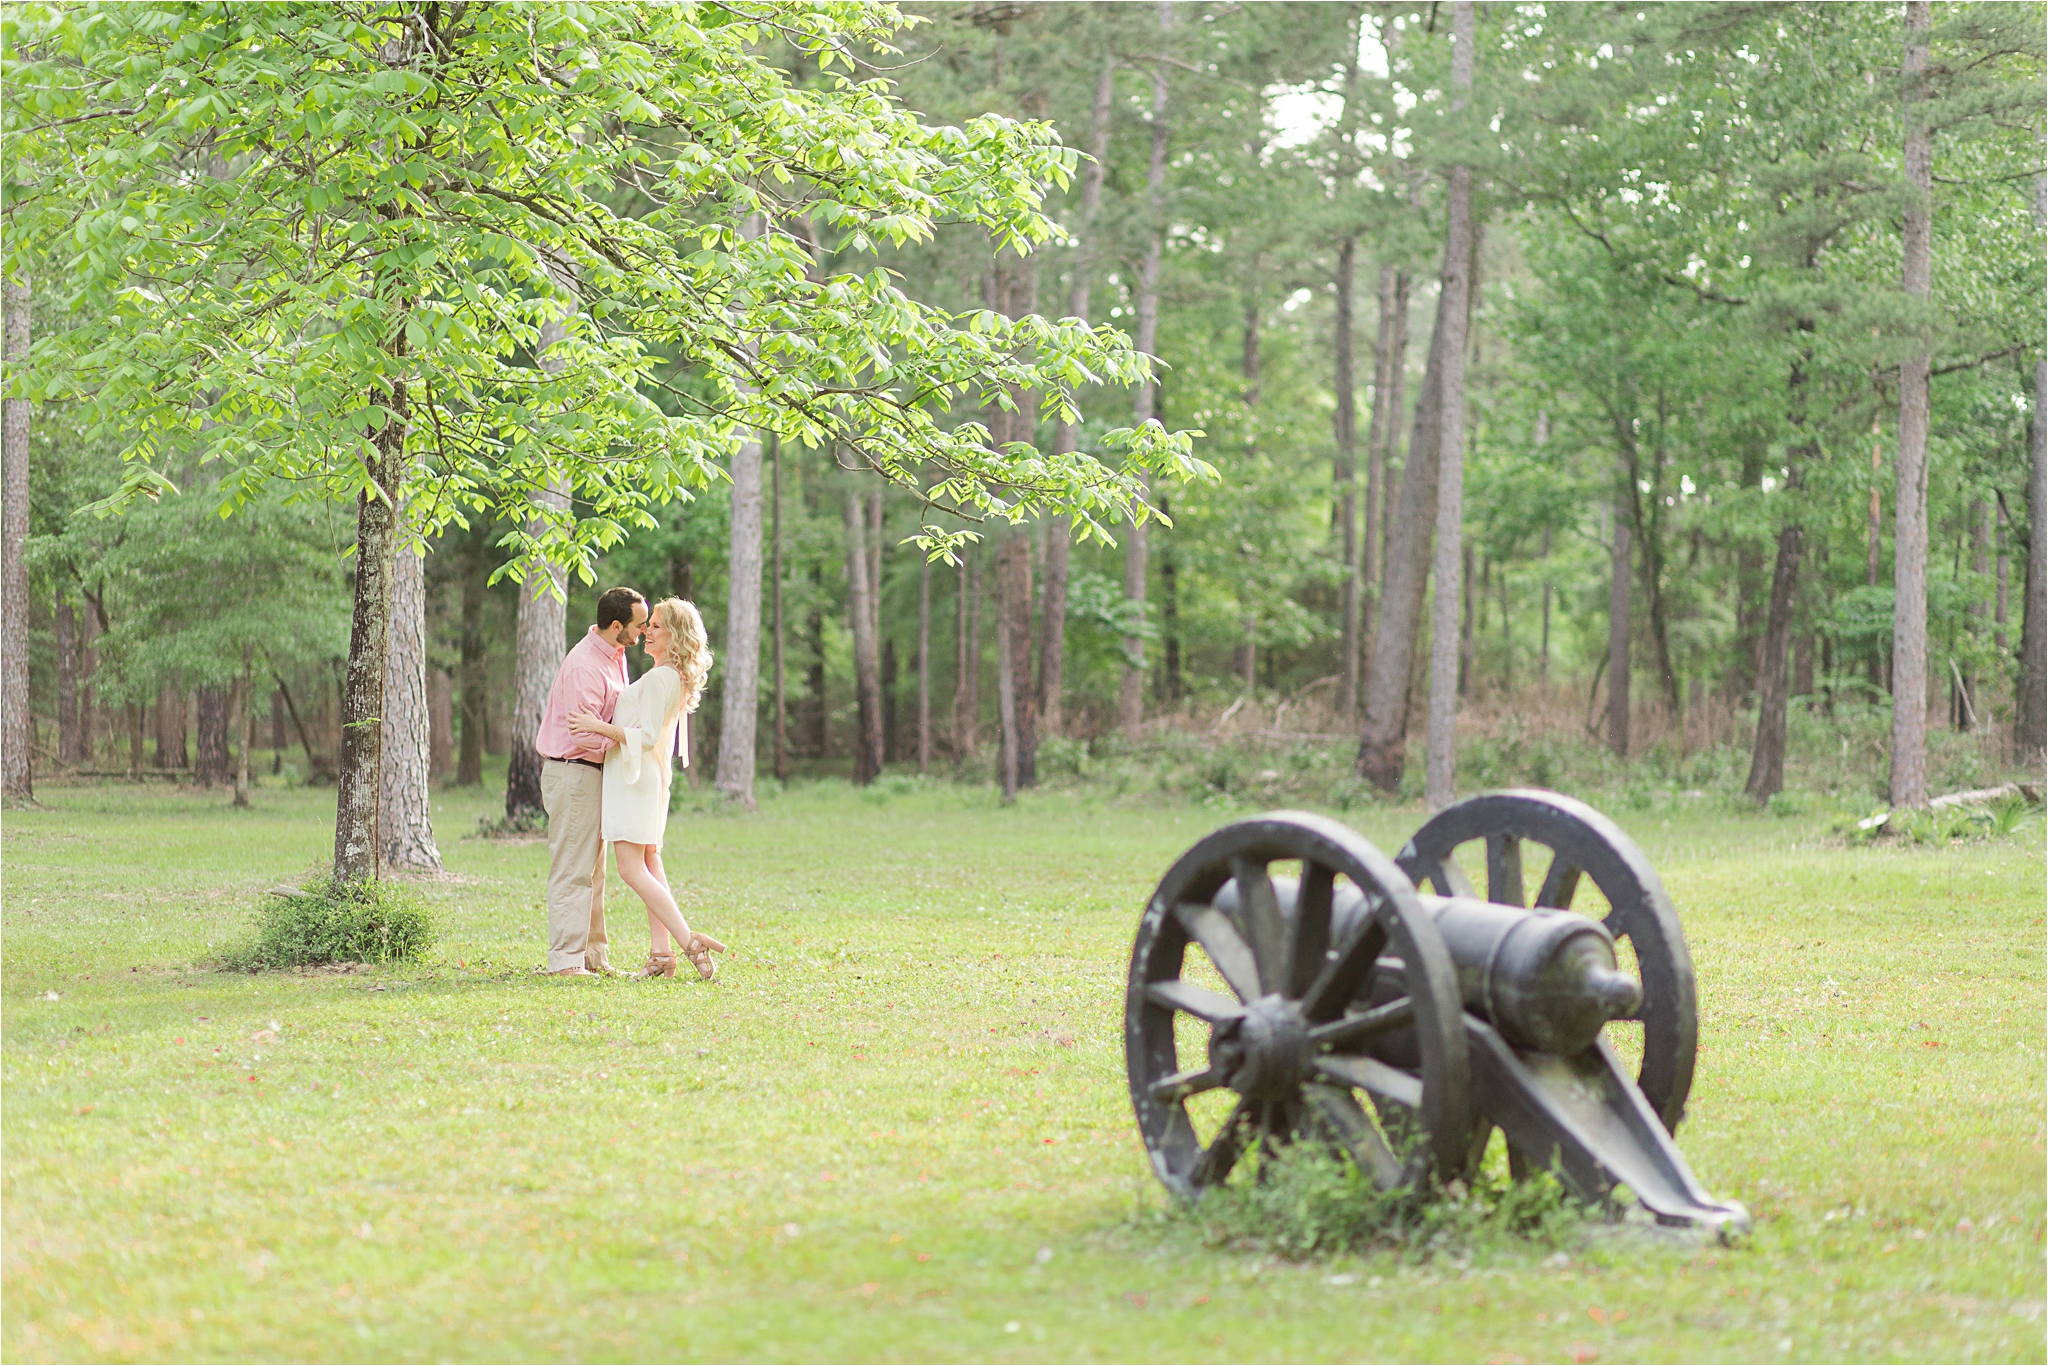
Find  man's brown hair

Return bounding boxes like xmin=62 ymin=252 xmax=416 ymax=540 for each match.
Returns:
xmin=596 ymin=586 xmax=645 ymax=631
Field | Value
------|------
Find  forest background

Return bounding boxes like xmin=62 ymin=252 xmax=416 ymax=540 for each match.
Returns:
xmin=3 ymin=0 xmax=2043 ymax=874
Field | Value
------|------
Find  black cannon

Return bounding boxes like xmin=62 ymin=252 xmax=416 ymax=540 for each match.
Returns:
xmin=1124 ymin=789 xmax=1748 ymax=1237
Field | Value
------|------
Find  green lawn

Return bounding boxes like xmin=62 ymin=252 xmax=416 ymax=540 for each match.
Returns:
xmin=3 ymin=774 xmax=2042 ymax=1363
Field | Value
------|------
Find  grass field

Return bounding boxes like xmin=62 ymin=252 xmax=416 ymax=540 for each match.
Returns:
xmin=3 ymin=772 xmax=2043 ymax=1363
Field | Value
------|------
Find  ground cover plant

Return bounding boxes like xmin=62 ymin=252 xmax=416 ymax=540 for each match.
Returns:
xmin=3 ymin=775 xmax=2043 ymax=1362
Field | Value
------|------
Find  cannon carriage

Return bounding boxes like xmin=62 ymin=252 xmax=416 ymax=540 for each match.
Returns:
xmin=1124 ymin=789 xmax=1748 ymax=1238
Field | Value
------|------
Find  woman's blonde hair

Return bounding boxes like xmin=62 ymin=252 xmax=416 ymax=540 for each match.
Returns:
xmin=650 ymin=597 xmax=713 ymax=717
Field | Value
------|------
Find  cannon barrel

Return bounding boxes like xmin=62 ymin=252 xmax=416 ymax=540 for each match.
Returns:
xmin=1422 ymin=895 xmax=1641 ymax=1056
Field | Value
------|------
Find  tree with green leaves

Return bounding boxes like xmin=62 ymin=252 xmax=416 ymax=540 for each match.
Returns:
xmin=4 ymin=1 xmax=1197 ymax=875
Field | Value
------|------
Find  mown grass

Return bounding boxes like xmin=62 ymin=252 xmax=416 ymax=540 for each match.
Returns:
xmin=2 ymin=769 xmax=2042 ymax=1362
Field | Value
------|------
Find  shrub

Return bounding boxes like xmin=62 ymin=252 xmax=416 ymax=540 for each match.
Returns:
xmin=1173 ymin=1135 xmax=1582 ymax=1261
xmin=213 ymin=876 xmax=435 ymax=971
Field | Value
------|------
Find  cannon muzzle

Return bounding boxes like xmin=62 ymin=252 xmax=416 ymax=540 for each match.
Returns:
xmin=1425 ymin=895 xmax=1642 ymax=1056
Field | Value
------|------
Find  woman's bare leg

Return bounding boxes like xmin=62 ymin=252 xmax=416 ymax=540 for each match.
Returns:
xmin=646 ymin=846 xmax=674 ymax=955
xmin=614 ymin=840 xmax=693 ymax=949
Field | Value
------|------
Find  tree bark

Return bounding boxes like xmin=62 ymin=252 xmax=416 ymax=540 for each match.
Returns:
xmin=1608 ymin=514 xmax=1632 ymax=757
xmin=716 ymin=427 xmax=765 ymax=810
xmin=128 ymin=703 xmax=145 ymax=778
xmin=450 ymin=533 xmax=484 ymax=786
xmin=954 ymin=554 xmax=975 ymax=759
xmin=157 ymin=684 xmax=186 ymax=769
xmin=1423 ymin=0 xmax=1478 ymax=811
xmin=1380 ymin=273 xmax=1410 ymax=585
xmin=1000 ymin=531 xmax=1037 ymax=786
xmin=1335 ymin=234 xmax=1362 ymax=719
xmin=1889 ymin=0 xmax=1934 ymax=809
xmin=843 ymin=480 xmax=883 ymax=785
xmin=882 ymin=635 xmax=899 ymax=763
xmin=335 ymin=394 xmax=406 ymax=878
xmin=1745 ymin=524 xmax=1804 ymax=803
xmin=771 ymin=434 xmax=789 ymax=784
xmin=917 ymin=551 xmax=931 ymax=775
xmin=56 ymin=600 xmax=79 ymax=767
xmin=507 ymin=273 xmax=577 ymax=820
xmin=379 ymin=540 xmax=441 ymax=869
xmin=1 ymin=277 xmax=31 ymax=801
xmin=428 ymin=668 xmax=453 ymax=778
xmin=997 ymin=575 xmax=1019 ymax=803
xmin=1121 ymin=3 xmax=1172 ymax=739
xmin=2017 ymin=354 xmax=2047 ymax=763
xmin=234 ymin=653 xmax=253 ymax=808
xmin=1364 ymin=264 xmax=1402 ymax=679
xmin=1358 ymin=272 xmax=1454 ymax=788
xmin=196 ymin=686 xmax=231 ymax=786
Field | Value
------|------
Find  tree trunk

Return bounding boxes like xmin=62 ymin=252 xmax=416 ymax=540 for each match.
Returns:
xmin=1039 ymin=59 xmax=1114 ymax=742
xmin=882 ymin=635 xmax=899 ymax=763
xmin=965 ymin=552 xmax=982 ymax=757
xmin=1001 ymin=531 xmax=1037 ymax=786
xmin=56 ymin=599 xmax=79 ymax=767
xmin=157 ymin=684 xmax=186 ymax=769
xmin=917 ymin=551 xmax=931 ymax=775
xmin=428 ymin=668 xmax=453 ymax=778
xmin=716 ymin=427 xmax=765 ymax=810
xmin=194 ymin=686 xmax=230 ymax=786
xmin=1995 ymin=498 xmax=2010 ymax=653
xmin=804 ymin=583 xmax=827 ymax=759
xmin=379 ymin=540 xmax=441 ymax=870
xmin=2017 ymin=353 xmax=2047 ymax=764
xmin=1889 ymin=0 xmax=1934 ymax=810
xmin=997 ymin=577 xmax=1019 ymax=804
xmin=506 ymin=496 xmax=567 ymax=820
xmin=771 ymin=434 xmax=789 ymax=784
xmin=1423 ymin=0 xmax=1478 ymax=811
xmin=1121 ymin=5 xmax=1171 ymax=739
xmin=843 ymin=481 xmax=883 ymax=785
xmin=1608 ymin=514 xmax=1632 ymax=757
xmin=1 ymin=277 xmax=31 ymax=801
xmin=1380 ymin=273 xmax=1410 ymax=585
xmin=234 ymin=653 xmax=253 ymax=808
xmin=1335 ymin=234 xmax=1362 ymax=718
xmin=335 ymin=391 xmax=406 ymax=878
xmin=1745 ymin=524 xmax=1804 ymax=803
xmin=127 ymin=703 xmax=145 ymax=778
xmin=1364 ymin=263 xmax=1401 ymax=680
xmin=1158 ymin=495 xmax=1180 ymax=706
xmin=456 ymin=534 xmax=486 ymax=786
xmin=1359 ymin=273 xmax=1453 ymax=789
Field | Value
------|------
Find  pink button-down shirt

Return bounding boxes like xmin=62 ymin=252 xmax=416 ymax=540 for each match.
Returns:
xmin=534 ymin=626 xmax=630 ymax=764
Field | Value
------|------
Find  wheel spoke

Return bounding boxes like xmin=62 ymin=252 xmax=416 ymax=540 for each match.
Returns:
xmin=1285 ymin=860 xmax=1336 ymax=999
xmin=1535 ymin=854 xmax=1582 ymax=909
xmin=1304 ymin=1083 xmax=1405 ymax=1189
xmin=1312 ymin=1053 xmax=1424 ymax=1110
xmin=1189 ymin=1097 xmax=1250 ymax=1187
xmin=1172 ymin=902 xmax=1261 ymax=1002
xmin=1306 ymin=995 xmax=1414 ymax=1051
xmin=1299 ymin=911 xmax=1386 ymax=1021
xmin=1144 ymin=978 xmax=1246 ymax=1024
xmin=1148 ymin=1063 xmax=1232 ymax=1105
xmin=1486 ymin=834 xmax=1525 ymax=907
xmin=1226 ymin=855 xmax=1289 ymax=995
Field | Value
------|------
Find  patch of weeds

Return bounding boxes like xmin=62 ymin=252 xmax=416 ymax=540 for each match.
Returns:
xmin=473 ymin=807 xmax=546 ymax=838
xmin=1168 ymin=1137 xmax=1584 ymax=1262
xmin=211 ymin=876 xmax=436 ymax=971
xmin=1766 ymin=791 xmax=1806 ymax=819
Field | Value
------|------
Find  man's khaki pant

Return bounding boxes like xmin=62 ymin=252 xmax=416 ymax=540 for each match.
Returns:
xmin=541 ymin=759 xmax=610 ymax=973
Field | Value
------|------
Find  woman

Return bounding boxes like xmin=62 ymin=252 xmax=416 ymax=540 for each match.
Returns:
xmin=569 ymin=597 xmax=728 ymax=980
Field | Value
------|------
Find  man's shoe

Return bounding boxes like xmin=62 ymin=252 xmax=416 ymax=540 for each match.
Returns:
xmin=552 ymin=966 xmax=594 ymax=977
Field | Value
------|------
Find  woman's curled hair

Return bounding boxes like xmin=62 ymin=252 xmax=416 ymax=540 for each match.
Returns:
xmin=651 ymin=598 xmax=713 ymax=717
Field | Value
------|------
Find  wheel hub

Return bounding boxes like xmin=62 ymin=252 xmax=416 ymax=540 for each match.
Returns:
xmin=1218 ymin=994 xmax=1309 ymax=1100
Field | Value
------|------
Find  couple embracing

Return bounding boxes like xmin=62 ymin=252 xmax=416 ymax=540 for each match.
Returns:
xmin=535 ymin=586 xmax=729 ymax=981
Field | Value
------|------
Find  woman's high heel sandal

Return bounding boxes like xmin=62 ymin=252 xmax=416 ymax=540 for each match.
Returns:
xmin=682 ymin=931 xmax=726 ymax=982
xmin=636 ymin=950 xmax=677 ymax=979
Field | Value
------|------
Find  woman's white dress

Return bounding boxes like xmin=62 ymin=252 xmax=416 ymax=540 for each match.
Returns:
xmin=601 ymin=664 xmax=683 ymax=846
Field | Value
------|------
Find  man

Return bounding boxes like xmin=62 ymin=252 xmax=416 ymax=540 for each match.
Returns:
xmin=534 ymin=586 xmax=648 ymax=976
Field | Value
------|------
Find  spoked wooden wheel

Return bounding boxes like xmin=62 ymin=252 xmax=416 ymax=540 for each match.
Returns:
xmin=1396 ymin=789 xmax=1698 ymax=1131
xmin=1126 ymin=811 xmax=1470 ymax=1198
